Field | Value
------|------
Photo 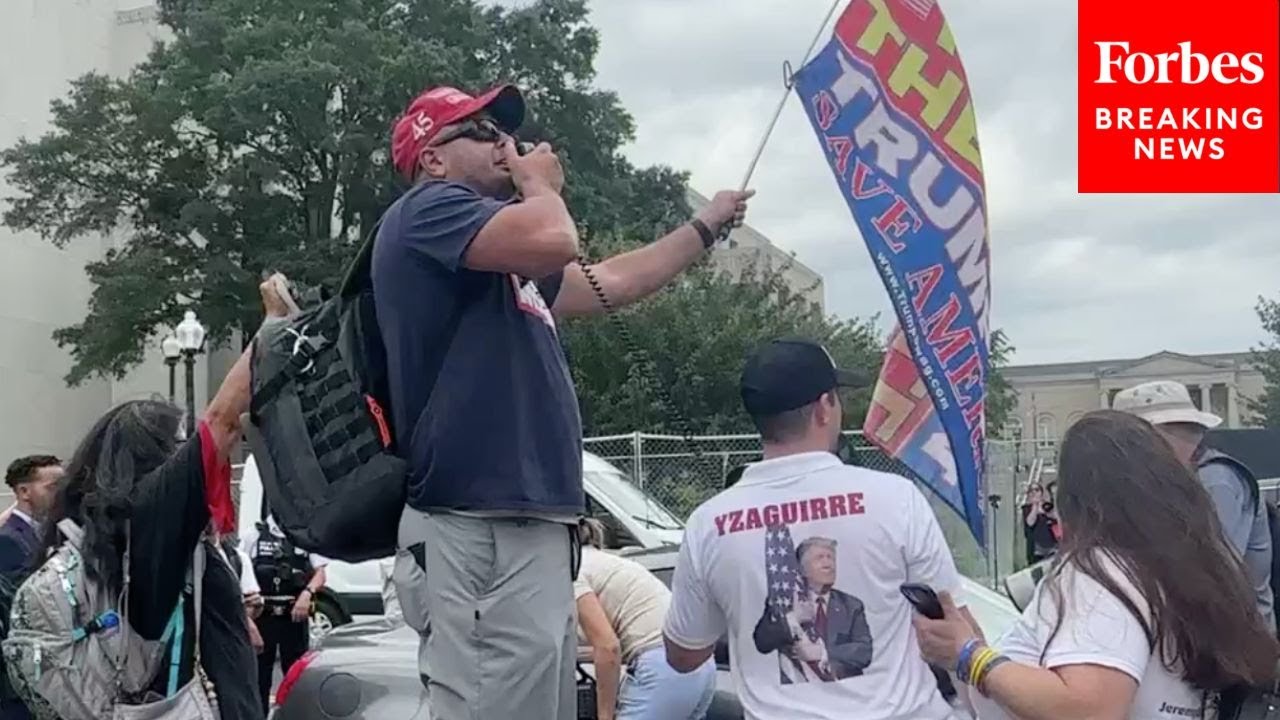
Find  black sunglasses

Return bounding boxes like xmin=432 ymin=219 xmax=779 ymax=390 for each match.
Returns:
xmin=429 ymin=118 xmax=504 ymax=147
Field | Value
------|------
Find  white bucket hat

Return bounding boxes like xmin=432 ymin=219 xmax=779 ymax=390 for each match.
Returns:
xmin=1111 ymin=380 xmax=1222 ymax=429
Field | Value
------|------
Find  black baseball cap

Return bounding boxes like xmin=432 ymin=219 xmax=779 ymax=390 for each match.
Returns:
xmin=740 ymin=338 xmax=869 ymax=416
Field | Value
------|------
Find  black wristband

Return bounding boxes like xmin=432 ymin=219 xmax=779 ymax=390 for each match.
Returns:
xmin=690 ymin=218 xmax=716 ymax=249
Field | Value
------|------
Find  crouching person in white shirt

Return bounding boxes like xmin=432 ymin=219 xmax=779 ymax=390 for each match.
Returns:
xmin=913 ymin=411 xmax=1279 ymax=720
xmin=576 ymin=519 xmax=715 ymax=720
xmin=663 ymin=338 xmax=974 ymax=720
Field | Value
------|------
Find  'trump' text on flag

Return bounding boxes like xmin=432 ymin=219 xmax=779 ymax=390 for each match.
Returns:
xmin=792 ymin=0 xmax=992 ymax=546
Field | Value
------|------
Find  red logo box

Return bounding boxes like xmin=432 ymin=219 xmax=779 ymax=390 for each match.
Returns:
xmin=1078 ymin=0 xmax=1280 ymax=193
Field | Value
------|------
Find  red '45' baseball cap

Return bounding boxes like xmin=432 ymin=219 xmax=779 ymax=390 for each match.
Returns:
xmin=390 ymin=84 xmax=525 ymax=180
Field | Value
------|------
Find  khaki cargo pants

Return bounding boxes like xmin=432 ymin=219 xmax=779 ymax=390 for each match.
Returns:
xmin=395 ymin=507 xmax=581 ymax=720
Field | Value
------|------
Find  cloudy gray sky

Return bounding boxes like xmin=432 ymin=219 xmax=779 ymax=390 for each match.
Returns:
xmin=576 ymin=0 xmax=1279 ymax=365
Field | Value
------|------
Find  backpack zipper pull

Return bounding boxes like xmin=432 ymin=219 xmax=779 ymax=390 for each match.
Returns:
xmin=365 ymin=395 xmax=392 ymax=448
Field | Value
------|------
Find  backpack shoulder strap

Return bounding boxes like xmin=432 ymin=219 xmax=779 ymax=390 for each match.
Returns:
xmin=249 ymin=220 xmax=383 ymax=420
xmin=248 ymin=322 xmax=322 ymax=419
xmin=56 ymin=519 xmax=83 ymax=549
xmin=1198 ymin=447 xmax=1261 ymax=508
xmin=338 ymin=220 xmax=383 ymax=299
xmin=192 ymin=542 xmax=205 ymax=661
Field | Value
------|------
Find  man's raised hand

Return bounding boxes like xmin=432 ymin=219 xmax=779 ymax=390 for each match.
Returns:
xmin=696 ymin=189 xmax=756 ymax=237
xmin=503 ymin=141 xmax=565 ymax=196
xmin=259 ymin=272 xmax=295 ymax=319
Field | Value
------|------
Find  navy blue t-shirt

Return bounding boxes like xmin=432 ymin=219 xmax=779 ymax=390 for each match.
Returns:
xmin=371 ymin=180 xmax=584 ymax=516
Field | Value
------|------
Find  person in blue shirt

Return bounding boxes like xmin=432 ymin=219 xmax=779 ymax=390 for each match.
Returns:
xmin=0 ymin=456 xmax=61 ymax=577
xmin=1114 ymin=380 xmax=1275 ymax=631
xmin=376 ymin=82 xmax=753 ymax=720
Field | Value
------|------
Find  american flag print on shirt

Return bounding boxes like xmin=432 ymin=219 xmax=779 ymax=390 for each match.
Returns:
xmin=764 ymin=524 xmax=831 ymax=684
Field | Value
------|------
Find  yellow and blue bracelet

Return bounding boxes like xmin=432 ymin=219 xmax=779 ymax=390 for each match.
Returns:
xmin=973 ymin=652 xmax=1011 ymax=695
xmin=957 ymin=639 xmax=1011 ymax=695
xmin=955 ymin=638 xmax=984 ymax=683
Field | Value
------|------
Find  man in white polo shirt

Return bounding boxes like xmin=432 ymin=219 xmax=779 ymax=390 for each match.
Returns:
xmin=664 ymin=338 xmax=972 ymax=720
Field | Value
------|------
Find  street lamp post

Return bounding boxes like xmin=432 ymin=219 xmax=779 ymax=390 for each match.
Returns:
xmin=1011 ymin=425 xmax=1025 ymax=571
xmin=1011 ymin=425 xmax=1024 ymax=484
xmin=987 ymin=492 xmax=1003 ymax=583
xmin=161 ymin=335 xmax=181 ymax=404
xmin=174 ymin=310 xmax=206 ymax=438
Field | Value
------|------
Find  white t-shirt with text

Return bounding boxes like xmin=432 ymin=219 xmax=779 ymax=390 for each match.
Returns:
xmin=971 ymin=554 xmax=1202 ymax=720
xmin=663 ymin=452 xmax=965 ymax=720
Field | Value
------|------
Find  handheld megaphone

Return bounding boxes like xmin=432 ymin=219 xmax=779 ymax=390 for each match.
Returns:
xmin=1003 ymin=559 xmax=1053 ymax=612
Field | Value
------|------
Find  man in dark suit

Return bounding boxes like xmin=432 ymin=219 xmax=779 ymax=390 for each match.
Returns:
xmin=795 ymin=536 xmax=873 ymax=680
xmin=0 ymin=455 xmax=62 ymax=720
xmin=0 ymin=456 xmax=62 ymax=576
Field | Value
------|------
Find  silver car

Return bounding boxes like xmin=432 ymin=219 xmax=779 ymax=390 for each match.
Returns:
xmin=272 ymin=546 xmax=1021 ymax=718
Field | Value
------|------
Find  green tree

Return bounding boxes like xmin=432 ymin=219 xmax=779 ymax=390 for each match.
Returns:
xmin=985 ymin=329 xmax=1018 ymax=434
xmin=563 ymin=245 xmax=883 ymax=438
xmin=564 ymin=245 xmax=883 ymax=518
xmin=1 ymin=0 xmax=689 ymax=385
xmin=1250 ymin=295 xmax=1280 ymax=427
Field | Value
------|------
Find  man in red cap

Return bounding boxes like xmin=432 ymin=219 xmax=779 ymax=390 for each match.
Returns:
xmin=377 ymin=83 xmax=753 ymax=720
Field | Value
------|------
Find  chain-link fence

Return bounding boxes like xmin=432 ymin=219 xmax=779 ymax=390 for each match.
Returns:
xmin=230 ymin=435 xmax=1059 ymax=586
xmin=584 ymin=432 xmax=1059 ymax=585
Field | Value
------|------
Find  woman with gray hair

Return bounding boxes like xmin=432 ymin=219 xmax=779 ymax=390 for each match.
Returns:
xmin=575 ymin=519 xmax=716 ymax=720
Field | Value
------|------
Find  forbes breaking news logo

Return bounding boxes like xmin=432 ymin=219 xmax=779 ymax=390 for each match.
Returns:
xmin=1095 ymin=42 xmax=1264 ymax=161
xmin=1077 ymin=1 xmax=1280 ymax=193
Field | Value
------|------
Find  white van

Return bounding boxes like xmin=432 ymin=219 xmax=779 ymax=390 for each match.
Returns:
xmin=237 ymin=451 xmax=686 ymax=640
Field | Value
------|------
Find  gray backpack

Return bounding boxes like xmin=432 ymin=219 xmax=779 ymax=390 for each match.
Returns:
xmin=1 ymin=520 xmax=193 ymax=720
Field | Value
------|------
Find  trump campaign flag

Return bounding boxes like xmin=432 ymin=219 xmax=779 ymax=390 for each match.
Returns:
xmin=791 ymin=0 xmax=992 ymax=546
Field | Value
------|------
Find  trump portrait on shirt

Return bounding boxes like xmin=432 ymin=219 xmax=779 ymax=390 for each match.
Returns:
xmin=753 ymin=530 xmax=874 ymax=683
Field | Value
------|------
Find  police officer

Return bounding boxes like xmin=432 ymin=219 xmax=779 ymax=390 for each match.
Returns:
xmin=241 ymin=515 xmax=328 ymax=713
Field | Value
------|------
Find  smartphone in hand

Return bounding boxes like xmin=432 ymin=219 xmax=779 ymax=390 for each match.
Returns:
xmin=900 ymin=583 xmax=945 ymax=620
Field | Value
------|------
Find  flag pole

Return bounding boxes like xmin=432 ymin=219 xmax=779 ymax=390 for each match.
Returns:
xmin=736 ymin=0 xmax=846 ymax=192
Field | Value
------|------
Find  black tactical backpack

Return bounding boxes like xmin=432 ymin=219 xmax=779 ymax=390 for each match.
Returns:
xmin=245 ymin=223 xmax=407 ymax=562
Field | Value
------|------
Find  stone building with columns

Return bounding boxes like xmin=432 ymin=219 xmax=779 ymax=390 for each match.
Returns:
xmin=1001 ymin=351 xmax=1267 ymax=452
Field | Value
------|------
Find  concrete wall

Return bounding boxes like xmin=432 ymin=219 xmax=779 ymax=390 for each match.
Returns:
xmin=687 ymin=189 xmax=826 ymax=311
xmin=0 ymin=0 xmax=123 ymax=462
xmin=1239 ymin=371 xmax=1268 ymax=423
xmin=713 ymin=244 xmax=826 ymax=311
xmin=1011 ymin=383 xmax=1100 ymax=448
xmin=0 ymin=1 xmax=214 ymax=466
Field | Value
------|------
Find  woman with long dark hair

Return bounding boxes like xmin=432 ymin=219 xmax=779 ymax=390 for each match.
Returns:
xmin=914 ymin=410 xmax=1279 ymax=718
xmin=28 ymin=278 xmax=292 ymax=720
